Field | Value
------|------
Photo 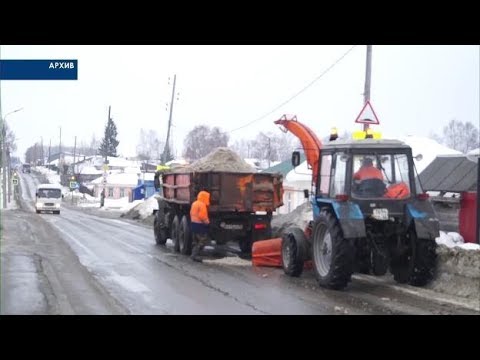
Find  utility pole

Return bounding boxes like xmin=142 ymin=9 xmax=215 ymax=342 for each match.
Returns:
xmin=71 ymin=136 xmax=77 ymax=205
xmin=162 ymin=74 xmax=176 ymax=164
xmin=48 ymin=139 xmax=51 ymax=165
xmin=34 ymin=143 xmax=37 ymax=167
xmin=477 ymin=160 xmax=480 ymax=244
xmin=73 ymin=135 xmax=77 ymax=175
xmin=267 ymin=137 xmax=271 ymax=169
xmin=363 ymin=45 xmax=372 ymax=131
xmin=59 ymin=126 xmax=62 ymax=174
xmin=0 ymin=45 xmax=4 ymax=209
xmin=41 ymin=136 xmax=44 ymax=165
xmin=7 ymin=144 xmax=11 ymax=203
xmin=101 ymin=106 xmax=110 ymax=207
xmin=1 ymin=124 xmax=6 ymax=209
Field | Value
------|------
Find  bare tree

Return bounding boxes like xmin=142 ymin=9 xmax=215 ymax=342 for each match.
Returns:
xmin=230 ymin=139 xmax=255 ymax=158
xmin=183 ymin=125 xmax=229 ymax=161
xmin=249 ymin=131 xmax=297 ymax=163
xmin=137 ymin=129 xmax=164 ymax=160
xmin=432 ymin=119 xmax=480 ymax=153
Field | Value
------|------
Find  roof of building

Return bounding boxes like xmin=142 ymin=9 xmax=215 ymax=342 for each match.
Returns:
xmin=419 ymin=155 xmax=478 ymax=192
xmin=261 ymin=153 xmax=306 ymax=177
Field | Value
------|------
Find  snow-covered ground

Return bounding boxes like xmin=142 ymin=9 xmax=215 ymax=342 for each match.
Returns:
xmin=0 ymin=170 xmax=18 ymax=210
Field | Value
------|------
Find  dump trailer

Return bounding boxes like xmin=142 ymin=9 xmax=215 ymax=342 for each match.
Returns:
xmin=153 ymin=171 xmax=284 ymax=254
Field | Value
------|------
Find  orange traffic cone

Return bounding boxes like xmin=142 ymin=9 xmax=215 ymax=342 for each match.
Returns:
xmin=252 ymin=238 xmax=283 ymax=267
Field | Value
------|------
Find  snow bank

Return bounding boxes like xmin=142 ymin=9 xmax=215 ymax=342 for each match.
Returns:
xmin=271 ymin=202 xmax=312 ymax=237
xmin=435 ymin=231 xmax=480 ymax=251
xmin=428 ymin=244 xmax=480 ymax=300
xmin=121 ymin=196 xmax=158 ymax=221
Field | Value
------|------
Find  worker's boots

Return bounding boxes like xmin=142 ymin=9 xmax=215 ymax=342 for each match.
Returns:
xmin=190 ymin=244 xmax=203 ymax=263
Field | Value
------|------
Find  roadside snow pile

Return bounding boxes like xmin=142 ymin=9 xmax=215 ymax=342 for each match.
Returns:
xmin=121 ymin=196 xmax=158 ymax=223
xmin=34 ymin=166 xmax=61 ymax=185
xmin=435 ymin=231 xmax=480 ymax=250
xmin=429 ymin=243 xmax=480 ymax=301
xmin=64 ymin=190 xmax=97 ymax=202
xmin=173 ymin=148 xmax=254 ymax=173
xmin=271 ymin=202 xmax=312 ymax=237
xmin=429 ymin=230 xmax=480 ymax=301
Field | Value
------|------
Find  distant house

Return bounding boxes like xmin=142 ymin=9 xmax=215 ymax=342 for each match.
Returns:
xmin=244 ymin=158 xmax=281 ymax=172
xmin=263 ymin=154 xmax=307 ymax=214
xmin=91 ymin=171 xmax=155 ymax=199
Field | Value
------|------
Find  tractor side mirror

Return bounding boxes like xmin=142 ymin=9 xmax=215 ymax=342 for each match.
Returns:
xmin=414 ymin=154 xmax=423 ymax=161
xmin=303 ymin=189 xmax=309 ymax=199
xmin=291 ymin=151 xmax=301 ymax=167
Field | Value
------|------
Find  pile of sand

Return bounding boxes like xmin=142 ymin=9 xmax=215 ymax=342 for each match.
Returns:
xmin=172 ymin=148 xmax=254 ymax=173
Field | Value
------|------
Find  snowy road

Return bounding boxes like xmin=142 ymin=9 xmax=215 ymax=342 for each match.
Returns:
xmin=1 ymin=171 xmax=479 ymax=315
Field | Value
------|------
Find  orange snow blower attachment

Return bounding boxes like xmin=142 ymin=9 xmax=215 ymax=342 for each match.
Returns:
xmin=251 ymin=238 xmax=314 ymax=269
xmin=252 ymin=238 xmax=283 ymax=267
xmin=274 ymin=115 xmax=322 ymax=186
xmin=253 ymin=115 xmax=323 ymax=268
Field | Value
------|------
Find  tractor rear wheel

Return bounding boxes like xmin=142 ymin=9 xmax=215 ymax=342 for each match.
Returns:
xmin=312 ymin=212 xmax=354 ymax=290
xmin=391 ymin=228 xmax=436 ymax=286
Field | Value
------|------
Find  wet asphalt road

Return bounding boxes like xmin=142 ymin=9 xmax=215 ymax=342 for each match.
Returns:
xmin=1 ymin=171 xmax=479 ymax=315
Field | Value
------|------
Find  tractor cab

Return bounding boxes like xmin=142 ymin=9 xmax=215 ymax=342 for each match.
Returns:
xmin=313 ymin=138 xmax=424 ymax=220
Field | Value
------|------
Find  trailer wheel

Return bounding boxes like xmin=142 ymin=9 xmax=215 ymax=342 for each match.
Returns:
xmin=154 ymin=216 xmax=168 ymax=245
xmin=282 ymin=227 xmax=308 ymax=277
xmin=239 ymin=236 xmax=253 ymax=254
xmin=171 ymin=215 xmax=180 ymax=253
xmin=179 ymin=215 xmax=192 ymax=255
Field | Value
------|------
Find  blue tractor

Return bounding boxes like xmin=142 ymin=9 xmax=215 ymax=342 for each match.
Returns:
xmin=276 ymin=116 xmax=439 ymax=290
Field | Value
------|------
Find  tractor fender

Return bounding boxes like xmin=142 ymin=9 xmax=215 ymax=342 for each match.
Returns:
xmin=316 ymin=199 xmax=366 ymax=239
xmin=405 ymin=202 xmax=440 ymax=239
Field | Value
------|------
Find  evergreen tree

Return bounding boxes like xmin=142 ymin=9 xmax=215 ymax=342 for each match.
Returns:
xmin=98 ymin=117 xmax=120 ymax=157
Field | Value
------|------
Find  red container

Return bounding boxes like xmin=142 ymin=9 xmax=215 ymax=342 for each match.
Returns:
xmin=459 ymin=191 xmax=478 ymax=243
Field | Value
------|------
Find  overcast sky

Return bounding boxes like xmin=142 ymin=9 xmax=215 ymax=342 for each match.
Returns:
xmin=1 ymin=45 xmax=478 ymax=161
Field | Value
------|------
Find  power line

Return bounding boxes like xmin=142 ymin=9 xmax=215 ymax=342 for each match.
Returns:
xmin=223 ymin=45 xmax=358 ymax=134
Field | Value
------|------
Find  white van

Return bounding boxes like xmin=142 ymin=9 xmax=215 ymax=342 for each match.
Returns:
xmin=35 ymin=184 xmax=63 ymax=214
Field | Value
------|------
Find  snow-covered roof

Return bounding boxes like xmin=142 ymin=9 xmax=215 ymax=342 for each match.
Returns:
xmin=91 ymin=172 xmax=155 ymax=186
xmin=79 ymin=166 xmax=103 ymax=175
xmin=166 ymin=159 xmax=189 ymax=166
xmin=90 ymin=156 xmax=142 ymax=168
xmin=400 ymin=135 xmax=462 ymax=174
